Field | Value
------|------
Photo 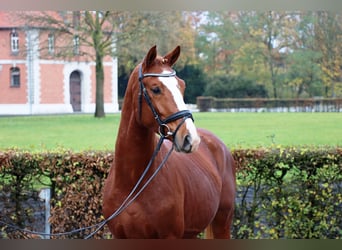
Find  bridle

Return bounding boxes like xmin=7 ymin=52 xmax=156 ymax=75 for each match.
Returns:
xmin=138 ymin=65 xmax=194 ymax=139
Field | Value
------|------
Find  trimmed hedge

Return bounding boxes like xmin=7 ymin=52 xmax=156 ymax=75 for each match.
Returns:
xmin=233 ymin=147 xmax=342 ymax=239
xmin=0 ymin=147 xmax=341 ymax=239
xmin=0 ymin=150 xmax=113 ymax=239
xmin=197 ymin=97 xmax=342 ymax=112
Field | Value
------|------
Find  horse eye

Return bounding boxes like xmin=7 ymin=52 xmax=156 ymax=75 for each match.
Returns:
xmin=151 ymin=87 xmax=161 ymax=95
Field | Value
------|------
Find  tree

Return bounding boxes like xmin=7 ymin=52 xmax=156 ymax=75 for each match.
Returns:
xmin=17 ymin=11 xmax=117 ymax=118
xmin=285 ymin=49 xmax=323 ymax=97
xmin=250 ymin=11 xmax=298 ymax=99
xmin=282 ymin=12 xmax=324 ymax=98
xmin=195 ymin=11 xmax=299 ymax=99
xmin=204 ymin=74 xmax=268 ymax=98
xmin=195 ymin=11 xmax=241 ymax=74
xmin=313 ymin=11 xmax=342 ymax=97
xmin=230 ymin=41 xmax=270 ymax=86
xmin=83 ymin=11 xmax=116 ymax=118
xmin=177 ymin=64 xmax=207 ymax=103
xmin=112 ymin=11 xmax=198 ymax=97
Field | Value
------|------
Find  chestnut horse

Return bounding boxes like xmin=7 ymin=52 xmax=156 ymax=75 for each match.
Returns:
xmin=103 ymin=46 xmax=236 ymax=239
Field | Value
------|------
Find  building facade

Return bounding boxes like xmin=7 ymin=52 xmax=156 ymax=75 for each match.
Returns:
xmin=0 ymin=11 xmax=119 ymax=115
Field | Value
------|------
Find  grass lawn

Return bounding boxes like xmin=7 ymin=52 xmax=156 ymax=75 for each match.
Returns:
xmin=195 ymin=112 xmax=342 ymax=149
xmin=0 ymin=112 xmax=341 ymax=152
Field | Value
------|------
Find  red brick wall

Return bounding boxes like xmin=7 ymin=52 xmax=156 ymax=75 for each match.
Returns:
xmin=0 ymin=25 xmax=116 ymax=107
xmin=0 ymin=63 xmax=28 ymax=104
xmin=0 ymin=29 xmax=26 ymax=59
xmin=39 ymin=64 xmax=64 ymax=104
xmin=104 ymin=64 xmax=113 ymax=103
xmin=0 ymin=29 xmax=28 ymax=104
xmin=90 ymin=63 xmax=113 ymax=103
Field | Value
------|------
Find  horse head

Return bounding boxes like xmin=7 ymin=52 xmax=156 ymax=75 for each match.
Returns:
xmin=137 ymin=45 xmax=200 ymax=153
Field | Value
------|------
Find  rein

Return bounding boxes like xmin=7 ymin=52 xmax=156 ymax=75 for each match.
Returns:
xmin=0 ymin=65 xmax=194 ymax=239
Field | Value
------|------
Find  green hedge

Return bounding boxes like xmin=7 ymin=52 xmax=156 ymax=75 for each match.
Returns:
xmin=0 ymin=147 xmax=341 ymax=239
xmin=233 ymin=147 xmax=342 ymax=239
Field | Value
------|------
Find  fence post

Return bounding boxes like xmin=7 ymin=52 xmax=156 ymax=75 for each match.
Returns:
xmin=39 ymin=188 xmax=51 ymax=239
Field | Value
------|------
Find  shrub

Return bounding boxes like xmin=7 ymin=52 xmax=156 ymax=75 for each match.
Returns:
xmin=0 ymin=147 xmax=341 ymax=239
xmin=204 ymin=75 xmax=268 ymax=99
xmin=233 ymin=147 xmax=342 ymax=239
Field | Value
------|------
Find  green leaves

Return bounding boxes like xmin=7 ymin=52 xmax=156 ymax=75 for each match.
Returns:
xmin=232 ymin=146 xmax=342 ymax=239
xmin=1 ymin=147 xmax=341 ymax=238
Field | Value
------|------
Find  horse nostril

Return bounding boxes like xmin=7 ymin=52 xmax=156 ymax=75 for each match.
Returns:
xmin=182 ymin=135 xmax=192 ymax=153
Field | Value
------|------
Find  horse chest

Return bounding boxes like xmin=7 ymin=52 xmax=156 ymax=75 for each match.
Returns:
xmin=110 ymin=189 xmax=184 ymax=238
xmin=110 ymin=167 xmax=220 ymax=239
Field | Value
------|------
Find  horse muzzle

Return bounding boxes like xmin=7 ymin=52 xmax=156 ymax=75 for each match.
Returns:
xmin=174 ymin=134 xmax=200 ymax=153
xmin=173 ymin=120 xmax=201 ymax=153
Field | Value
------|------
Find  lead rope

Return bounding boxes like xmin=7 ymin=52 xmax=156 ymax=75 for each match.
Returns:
xmin=0 ymin=135 xmax=174 ymax=239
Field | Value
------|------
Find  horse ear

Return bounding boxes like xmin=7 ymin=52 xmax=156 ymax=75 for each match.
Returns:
xmin=163 ymin=46 xmax=181 ymax=67
xmin=143 ymin=45 xmax=157 ymax=69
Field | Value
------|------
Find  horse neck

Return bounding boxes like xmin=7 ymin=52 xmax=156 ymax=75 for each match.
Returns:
xmin=114 ymin=93 xmax=157 ymax=188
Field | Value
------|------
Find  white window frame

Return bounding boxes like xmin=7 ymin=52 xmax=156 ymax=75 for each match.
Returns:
xmin=48 ymin=33 xmax=55 ymax=55
xmin=73 ymin=35 xmax=79 ymax=55
xmin=10 ymin=29 xmax=19 ymax=54
xmin=10 ymin=67 xmax=20 ymax=87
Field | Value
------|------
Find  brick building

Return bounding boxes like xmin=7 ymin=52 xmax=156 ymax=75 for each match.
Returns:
xmin=0 ymin=11 xmax=118 ymax=115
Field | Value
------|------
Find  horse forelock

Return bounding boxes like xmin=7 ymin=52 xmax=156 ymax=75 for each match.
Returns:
xmin=143 ymin=56 xmax=172 ymax=72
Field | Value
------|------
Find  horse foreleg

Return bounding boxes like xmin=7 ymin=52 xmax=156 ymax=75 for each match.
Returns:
xmin=205 ymin=208 xmax=234 ymax=239
xmin=204 ymin=224 xmax=214 ymax=239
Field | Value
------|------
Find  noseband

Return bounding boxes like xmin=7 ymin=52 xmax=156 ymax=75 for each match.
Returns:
xmin=138 ymin=65 xmax=194 ymax=138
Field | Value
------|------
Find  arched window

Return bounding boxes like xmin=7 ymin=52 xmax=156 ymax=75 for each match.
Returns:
xmin=10 ymin=67 xmax=20 ymax=87
xmin=10 ymin=29 xmax=19 ymax=54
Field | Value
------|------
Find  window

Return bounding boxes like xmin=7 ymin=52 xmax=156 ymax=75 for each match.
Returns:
xmin=10 ymin=29 xmax=19 ymax=54
xmin=72 ymin=11 xmax=80 ymax=28
xmin=10 ymin=67 xmax=20 ymax=87
xmin=48 ymin=33 xmax=55 ymax=54
xmin=73 ymin=35 xmax=79 ymax=55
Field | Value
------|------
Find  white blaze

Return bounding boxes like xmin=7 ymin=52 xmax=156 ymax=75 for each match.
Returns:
xmin=158 ymin=71 xmax=200 ymax=148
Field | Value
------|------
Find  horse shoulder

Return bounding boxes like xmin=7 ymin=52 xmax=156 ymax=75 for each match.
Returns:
xmin=196 ymin=127 xmax=236 ymax=187
xmin=197 ymin=128 xmax=229 ymax=162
